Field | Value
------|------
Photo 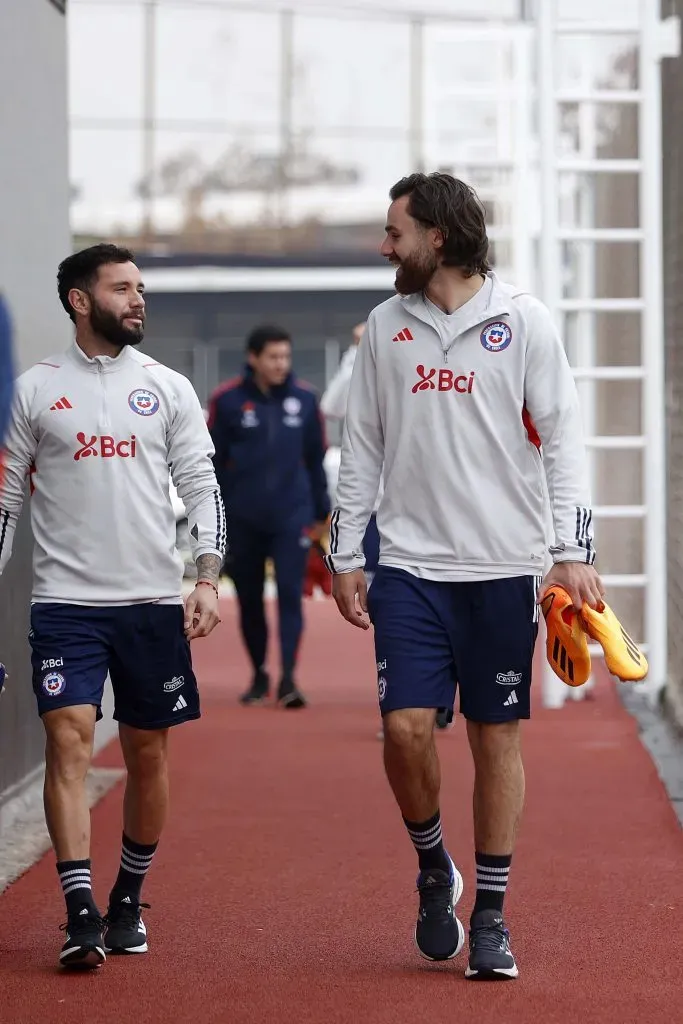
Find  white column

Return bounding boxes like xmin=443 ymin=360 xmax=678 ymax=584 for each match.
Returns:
xmin=568 ymin=41 xmax=597 ymax=701
xmin=537 ymin=0 xmax=568 ymax=709
xmin=638 ymin=0 xmax=668 ymax=703
xmin=511 ymin=26 xmax=534 ymax=292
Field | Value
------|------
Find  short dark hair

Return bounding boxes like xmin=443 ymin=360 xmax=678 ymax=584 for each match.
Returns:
xmin=246 ymin=324 xmax=291 ymax=356
xmin=389 ymin=172 xmax=490 ymax=278
xmin=57 ymin=243 xmax=136 ymax=322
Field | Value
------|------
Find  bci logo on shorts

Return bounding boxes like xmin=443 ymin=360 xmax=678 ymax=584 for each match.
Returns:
xmin=41 ymin=657 xmax=64 ymax=671
xmin=163 ymin=676 xmax=185 ymax=692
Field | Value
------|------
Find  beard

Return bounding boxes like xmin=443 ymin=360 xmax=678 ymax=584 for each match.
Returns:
xmin=392 ymin=245 xmax=439 ymax=296
xmin=90 ymin=300 xmax=144 ymax=349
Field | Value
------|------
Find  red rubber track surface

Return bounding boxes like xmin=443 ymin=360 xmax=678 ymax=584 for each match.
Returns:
xmin=1 ymin=598 xmax=681 ymax=1024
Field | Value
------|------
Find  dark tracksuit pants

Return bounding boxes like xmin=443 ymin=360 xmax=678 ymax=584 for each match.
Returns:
xmin=227 ymin=517 xmax=309 ymax=676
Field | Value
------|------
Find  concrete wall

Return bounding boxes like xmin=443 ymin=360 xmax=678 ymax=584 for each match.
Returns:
xmin=0 ymin=0 xmax=114 ymax=823
xmin=662 ymin=0 xmax=683 ymax=729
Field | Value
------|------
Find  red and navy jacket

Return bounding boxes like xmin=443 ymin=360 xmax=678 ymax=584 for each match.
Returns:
xmin=207 ymin=366 xmax=330 ymax=531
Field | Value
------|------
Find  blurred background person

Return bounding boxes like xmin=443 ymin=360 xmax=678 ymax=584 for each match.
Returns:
xmin=208 ymin=325 xmax=330 ymax=709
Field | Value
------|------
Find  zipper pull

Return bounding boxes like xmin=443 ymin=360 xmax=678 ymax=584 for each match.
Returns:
xmin=443 ymin=350 xmax=448 ymax=365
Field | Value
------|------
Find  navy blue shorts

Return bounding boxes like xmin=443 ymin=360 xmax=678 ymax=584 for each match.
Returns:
xmin=29 ymin=603 xmax=199 ymax=729
xmin=367 ymin=567 xmax=540 ymax=723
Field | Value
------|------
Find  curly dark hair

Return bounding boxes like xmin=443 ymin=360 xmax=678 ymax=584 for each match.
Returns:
xmin=389 ymin=172 xmax=490 ymax=278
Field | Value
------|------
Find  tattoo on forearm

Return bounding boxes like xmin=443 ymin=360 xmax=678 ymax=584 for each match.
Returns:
xmin=196 ymin=553 xmax=222 ymax=585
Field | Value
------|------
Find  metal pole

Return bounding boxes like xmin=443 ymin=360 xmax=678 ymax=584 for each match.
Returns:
xmin=537 ymin=0 xmax=567 ymax=709
xmin=568 ymin=41 xmax=597 ymax=702
xmin=511 ymin=25 xmax=533 ymax=291
xmin=277 ymin=8 xmax=295 ymax=237
xmin=409 ymin=18 xmax=424 ymax=173
xmin=141 ymin=0 xmax=157 ymax=247
xmin=638 ymin=0 xmax=668 ymax=704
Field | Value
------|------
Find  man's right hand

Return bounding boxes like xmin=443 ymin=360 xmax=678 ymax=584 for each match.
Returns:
xmin=332 ymin=568 xmax=370 ymax=630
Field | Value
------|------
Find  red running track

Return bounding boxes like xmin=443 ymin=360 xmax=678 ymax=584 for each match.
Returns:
xmin=0 ymin=597 xmax=681 ymax=1024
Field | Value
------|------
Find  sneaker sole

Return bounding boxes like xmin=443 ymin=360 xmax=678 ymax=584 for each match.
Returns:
xmin=60 ymin=945 xmax=106 ymax=969
xmin=104 ymin=941 xmax=148 ymax=954
xmin=414 ymin=857 xmax=465 ymax=962
xmin=278 ymin=695 xmax=307 ymax=709
xmin=465 ymin=964 xmax=519 ymax=980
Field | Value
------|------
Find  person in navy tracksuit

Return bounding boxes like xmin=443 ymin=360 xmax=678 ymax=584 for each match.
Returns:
xmin=0 ymin=292 xmax=15 ymax=697
xmin=208 ymin=325 xmax=330 ymax=709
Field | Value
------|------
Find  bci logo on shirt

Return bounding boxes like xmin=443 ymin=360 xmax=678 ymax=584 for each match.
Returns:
xmin=73 ymin=433 xmax=137 ymax=460
xmin=412 ymin=366 xmax=475 ymax=395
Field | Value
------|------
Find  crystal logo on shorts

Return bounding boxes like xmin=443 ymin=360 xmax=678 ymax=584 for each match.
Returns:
xmin=496 ymin=670 xmax=522 ymax=686
xmin=163 ymin=676 xmax=185 ymax=692
xmin=73 ymin=433 xmax=137 ymax=460
xmin=412 ymin=365 xmax=475 ymax=394
xmin=378 ymin=676 xmax=387 ymax=701
xmin=480 ymin=321 xmax=512 ymax=352
xmin=128 ymin=389 xmax=160 ymax=416
xmin=43 ymin=671 xmax=66 ymax=696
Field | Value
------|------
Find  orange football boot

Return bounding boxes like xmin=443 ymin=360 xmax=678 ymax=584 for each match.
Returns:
xmin=540 ymin=584 xmax=592 ymax=687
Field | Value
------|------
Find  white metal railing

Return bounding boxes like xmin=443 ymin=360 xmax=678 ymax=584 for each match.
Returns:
xmin=537 ymin=1 xmax=679 ymax=709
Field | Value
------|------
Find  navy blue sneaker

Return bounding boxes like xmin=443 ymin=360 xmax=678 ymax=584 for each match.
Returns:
xmin=465 ymin=909 xmax=518 ymax=979
xmin=104 ymin=895 xmax=149 ymax=954
xmin=59 ymin=906 xmax=106 ymax=969
xmin=414 ymin=855 xmax=465 ymax=961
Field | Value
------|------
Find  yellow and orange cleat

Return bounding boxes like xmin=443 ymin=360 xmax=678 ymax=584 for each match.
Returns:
xmin=540 ymin=585 xmax=591 ymax=687
xmin=579 ymin=600 xmax=648 ymax=682
xmin=541 ymin=584 xmax=648 ymax=685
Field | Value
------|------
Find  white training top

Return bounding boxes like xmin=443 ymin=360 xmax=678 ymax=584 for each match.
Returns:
xmin=325 ymin=272 xmax=595 ymax=582
xmin=0 ymin=342 xmax=226 ymax=605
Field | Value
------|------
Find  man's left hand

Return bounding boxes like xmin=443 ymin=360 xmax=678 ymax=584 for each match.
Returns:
xmin=184 ymin=584 xmax=221 ymax=640
xmin=537 ymin=562 xmax=605 ymax=611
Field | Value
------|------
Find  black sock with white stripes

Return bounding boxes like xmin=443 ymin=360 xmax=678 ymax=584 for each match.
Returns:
xmin=57 ymin=858 xmax=99 ymax=917
xmin=403 ymin=810 xmax=451 ymax=874
xmin=110 ymin=833 xmax=158 ymax=902
xmin=472 ymin=852 xmax=512 ymax=918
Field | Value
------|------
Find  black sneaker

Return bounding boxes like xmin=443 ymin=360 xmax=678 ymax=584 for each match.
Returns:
xmin=239 ymin=668 xmax=269 ymax=705
xmin=104 ymin=895 xmax=149 ymax=954
xmin=414 ymin=856 xmax=465 ymax=961
xmin=277 ymin=674 xmax=307 ymax=709
xmin=59 ymin=905 xmax=106 ymax=969
xmin=465 ymin=909 xmax=518 ymax=979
